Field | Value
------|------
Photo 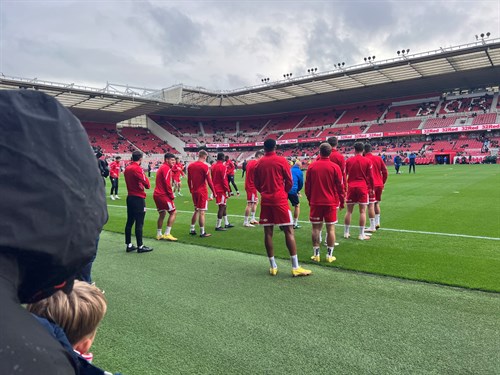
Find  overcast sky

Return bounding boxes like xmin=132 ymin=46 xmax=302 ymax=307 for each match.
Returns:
xmin=1 ymin=0 xmax=499 ymax=91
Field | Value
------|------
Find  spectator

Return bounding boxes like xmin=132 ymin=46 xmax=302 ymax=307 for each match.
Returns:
xmin=0 ymin=90 xmax=107 ymax=374
xmin=27 ymin=281 xmax=117 ymax=374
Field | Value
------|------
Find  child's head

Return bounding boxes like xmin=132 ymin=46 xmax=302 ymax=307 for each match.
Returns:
xmin=27 ymin=281 xmax=107 ymax=354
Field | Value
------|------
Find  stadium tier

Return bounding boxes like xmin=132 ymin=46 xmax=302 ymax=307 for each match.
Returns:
xmin=335 ymin=102 xmax=387 ymax=124
xmin=83 ymin=122 xmax=135 ymax=154
xmin=422 ymin=117 xmax=458 ymax=129
xmin=368 ymin=120 xmax=422 ymax=133
xmin=119 ymin=128 xmax=178 ymax=155
xmin=438 ymin=94 xmax=493 ymax=115
xmin=471 ymin=113 xmax=498 ymax=125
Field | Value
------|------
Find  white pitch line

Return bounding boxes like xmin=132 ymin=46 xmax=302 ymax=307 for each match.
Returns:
xmin=107 ymin=204 xmax=500 ymax=241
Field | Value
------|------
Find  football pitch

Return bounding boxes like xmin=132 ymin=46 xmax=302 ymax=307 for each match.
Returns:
xmin=92 ymin=164 xmax=500 ymax=374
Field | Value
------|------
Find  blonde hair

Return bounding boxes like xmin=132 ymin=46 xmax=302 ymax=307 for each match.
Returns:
xmin=27 ymin=281 xmax=107 ymax=346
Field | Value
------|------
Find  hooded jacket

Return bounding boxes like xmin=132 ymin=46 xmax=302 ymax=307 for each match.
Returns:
xmin=0 ymin=90 xmax=108 ymax=374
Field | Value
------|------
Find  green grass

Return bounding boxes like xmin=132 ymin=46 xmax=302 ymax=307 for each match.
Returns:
xmin=91 ymin=231 xmax=500 ymax=374
xmin=104 ymin=164 xmax=500 ymax=292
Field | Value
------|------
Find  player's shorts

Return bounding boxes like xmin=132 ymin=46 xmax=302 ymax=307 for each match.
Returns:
xmin=215 ymin=192 xmax=227 ymax=206
xmin=192 ymin=192 xmax=208 ymax=211
xmin=374 ymin=186 xmax=383 ymax=202
xmin=246 ymin=190 xmax=259 ymax=203
xmin=309 ymin=205 xmax=337 ymax=224
xmin=259 ymin=204 xmax=293 ymax=226
xmin=153 ymin=195 xmax=176 ymax=213
xmin=173 ymin=176 xmax=181 ymax=184
xmin=346 ymin=187 xmax=368 ymax=205
xmin=287 ymin=193 xmax=300 ymax=207
xmin=227 ymin=175 xmax=235 ymax=183
xmin=370 ymin=186 xmax=384 ymax=203
xmin=369 ymin=190 xmax=376 ymax=204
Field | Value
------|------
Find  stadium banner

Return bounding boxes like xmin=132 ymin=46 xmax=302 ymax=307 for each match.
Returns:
xmin=276 ymin=139 xmax=298 ymax=145
xmin=298 ymin=137 xmax=322 ymax=144
xmin=383 ymin=130 xmax=422 ymax=137
xmin=206 ymin=143 xmax=230 ymax=148
xmin=230 ymin=142 xmax=253 ymax=147
xmin=185 ymin=143 xmax=198 ymax=148
xmin=422 ymin=124 xmax=500 ymax=135
xmin=338 ymin=132 xmax=384 ymax=140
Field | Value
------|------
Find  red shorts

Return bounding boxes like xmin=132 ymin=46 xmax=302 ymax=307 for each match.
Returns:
xmin=192 ymin=192 xmax=208 ymax=211
xmin=259 ymin=204 xmax=293 ymax=226
xmin=246 ymin=190 xmax=259 ymax=203
xmin=173 ymin=176 xmax=181 ymax=184
xmin=374 ymin=186 xmax=383 ymax=202
xmin=215 ymin=192 xmax=228 ymax=206
xmin=346 ymin=187 xmax=368 ymax=205
xmin=369 ymin=190 xmax=376 ymax=204
xmin=153 ymin=195 xmax=176 ymax=212
xmin=309 ymin=205 xmax=337 ymax=224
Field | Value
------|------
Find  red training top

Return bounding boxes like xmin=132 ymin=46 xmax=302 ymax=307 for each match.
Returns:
xmin=364 ymin=152 xmax=388 ymax=187
xmin=345 ymin=154 xmax=374 ymax=191
xmin=154 ymin=163 xmax=175 ymax=200
xmin=305 ymin=156 xmax=345 ymax=207
xmin=187 ymin=161 xmax=215 ymax=195
xmin=172 ymin=163 xmax=185 ymax=179
xmin=245 ymin=159 xmax=258 ymax=193
xmin=124 ymin=162 xmax=150 ymax=198
xmin=211 ymin=160 xmax=230 ymax=194
xmin=254 ymin=151 xmax=292 ymax=206
xmin=225 ymin=159 xmax=235 ymax=176
xmin=109 ymin=161 xmax=121 ymax=179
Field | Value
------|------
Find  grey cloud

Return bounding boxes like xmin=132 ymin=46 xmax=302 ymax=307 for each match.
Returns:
xmin=303 ymin=18 xmax=362 ymax=71
xmin=332 ymin=0 xmax=397 ymax=34
xmin=257 ymin=26 xmax=284 ymax=49
xmin=133 ymin=2 xmax=206 ymax=64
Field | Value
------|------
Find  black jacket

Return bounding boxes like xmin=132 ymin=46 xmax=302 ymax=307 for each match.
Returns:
xmin=0 ymin=90 xmax=108 ymax=374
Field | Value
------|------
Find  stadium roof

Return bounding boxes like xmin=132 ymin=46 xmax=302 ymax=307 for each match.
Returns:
xmin=1 ymin=38 xmax=500 ymax=121
xmin=163 ymin=38 xmax=500 ymax=108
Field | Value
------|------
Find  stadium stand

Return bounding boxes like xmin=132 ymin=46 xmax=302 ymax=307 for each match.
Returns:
xmin=322 ymin=124 xmax=370 ymax=135
xmin=439 ymin=94 xmax=493 ymax=115
xmin=266 ymin=114 xmax=305 ymax=132
xmin=471 ymin=113 xmax=497 ymax=125
xmin=369 ymin=120 xmax=422 ymax=133
xmin=422 ymin=117 xmax=458 ymax=129
xmin=336 ymin=102 xmax=387 ymax=124
xmin=203 ymin=120 xmax=237 ymax=134
xmin=119 ymin=127 xmax=178 ymax=155
xmin=83 ymin=122 xmax=135 ymax=154
xmin=294 ymin=109 xmax=338 ymax=129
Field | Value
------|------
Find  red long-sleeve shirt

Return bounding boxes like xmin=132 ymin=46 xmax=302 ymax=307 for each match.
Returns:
xmin=254 ymin=151 xmax=292 ymax=206
xmin=245 ymin=159 xmax=258 ymax=192
xmin=109 ymin=161 xmax=121 ymax=179
xmin=172 ymin=163 xmax=185 ymax=179
xmin=345 ymin=154 xmax=374 ymax=191
xmin=124 ymin=162 xmax=150 ymax=198
xmin=211 ymin=160 xmax=230 ymax=194
xmin=187 ymin=161 xmax=215 ymax=195
xmin=316 ymin=148 xmax=347 ymax=189
xmin=225 ymin=160 xmax=235 ymax=176
xmin=305 ymin=157 xmax=344 ymax=207
xmin=154 ymin=163 xmax=175 ymax=200
xmin=364 ymin=152 xmax=388 ymax=187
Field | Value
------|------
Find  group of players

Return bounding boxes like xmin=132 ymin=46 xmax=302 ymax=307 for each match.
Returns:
xmin=119 ymin=136 xmax=388 ymax=277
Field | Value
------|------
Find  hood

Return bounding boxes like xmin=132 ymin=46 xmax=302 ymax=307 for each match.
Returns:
xmin=0 ymin=90 xmax=108 ymax=303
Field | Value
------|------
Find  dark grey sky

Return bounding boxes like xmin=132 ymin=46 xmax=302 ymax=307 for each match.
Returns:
xmin=1 ymin=0 xmax=499 ymax=91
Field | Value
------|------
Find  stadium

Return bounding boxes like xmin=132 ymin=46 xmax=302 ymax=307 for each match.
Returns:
xmin=1 ymin=31 xmax=500 ymax=375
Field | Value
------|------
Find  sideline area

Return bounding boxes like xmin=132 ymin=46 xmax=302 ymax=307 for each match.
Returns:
xmin=91 ymin=231 xmax=500 ymax=374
